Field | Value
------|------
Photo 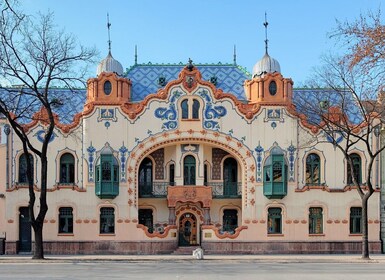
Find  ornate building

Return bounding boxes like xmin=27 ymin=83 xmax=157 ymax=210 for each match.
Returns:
xmin=0 ymin=34 xmax=382 ymax=254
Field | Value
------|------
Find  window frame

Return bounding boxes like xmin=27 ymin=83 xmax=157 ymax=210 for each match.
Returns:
xmin=100 ymin=207 xmax=115 ymax=234
xmin=347 ymin=153 xmax=362 ymax=185
xmin=305 ymin=153 xmax=321 ymax=185
xmin=18 ymin=153 xmax=34 ymax=184
xmin=309 ymin=207 xmax=323 ymax=234
xmin=222 ymin=209 xmax=238 ymax=233
xmin=58 ymin=207 xmax=74 ymax=234
xmin=349 ymin=207 xmax=362 ymax=234
xmin=59 ymin=153 xmax=75 ymax=184
xmin=183 ymin=155 xmax=196 ymax=185
xmin=139 ymin=209 xmax=154 ymax=233
xmin=268 ymin=207 xmax=282 ymax=234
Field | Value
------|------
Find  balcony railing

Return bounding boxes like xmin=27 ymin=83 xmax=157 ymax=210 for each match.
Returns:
xmin=139 ymin=182 xmax=169 ymax=198
xmin=206 ymin=181 xmax=242 ymax=198
xmin=138 ymin=181 xmax=242 ymax=198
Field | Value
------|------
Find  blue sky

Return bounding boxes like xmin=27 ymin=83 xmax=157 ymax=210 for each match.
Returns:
xmin=22 ymin=0 xmax=384 ymax=86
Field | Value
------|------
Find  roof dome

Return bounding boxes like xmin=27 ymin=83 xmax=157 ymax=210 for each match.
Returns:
xmin=252 ymin=52 xmax=281 ymax=78
xmin=97 ymin=51 xmax=124 ymax=76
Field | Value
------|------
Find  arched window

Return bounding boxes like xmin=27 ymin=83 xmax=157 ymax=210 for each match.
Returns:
xmin=60 ymin=153 xmax=75 ymax=184
xmin=223 ymin=157 xmax=238 ymax=197
xmin=181 ymin=99 xmax=189 ymax=119
xmin=139 ymin=157 xmax=153 ymax=196
xmin=95 ymin=152 xmax=119 ymax=199
xmin=306 ymin=153 xmax=320 ymax=184
xmin=19 ymin=153 xmax=34 ymax=184
xmin=192 ymin=99 xmax=200 ymax=119
xmin=183 ymin=155 xmax=196 ymax=185
xmin=263 ymin=147 xmax=287 ymax=199
xmin=347 ymin=153 xmax=361 ymax=185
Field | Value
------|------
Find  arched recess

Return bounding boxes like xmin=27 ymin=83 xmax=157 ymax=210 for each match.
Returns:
xmin=126 ymin=130 xmax=256 ymax=216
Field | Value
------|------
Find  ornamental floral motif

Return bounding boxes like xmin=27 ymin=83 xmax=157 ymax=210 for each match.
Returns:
xmin=254 ymin=143 xmax=264 ymax=182
xmin=287 ymin=143 xmax=296 ymax=182
xmin=87 ymin=144 xmax=96 ymax=182
xmin=119 ymin=145 xmax=128 ymax=182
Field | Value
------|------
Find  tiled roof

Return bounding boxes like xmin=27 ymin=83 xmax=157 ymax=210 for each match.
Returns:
xmin=125 ymin=63 xmax=251 ymax=102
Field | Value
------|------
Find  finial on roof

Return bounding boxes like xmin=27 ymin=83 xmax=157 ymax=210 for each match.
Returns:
xmin=263 ymin=12 xmax=269 ymax=54
xmin=233 ymin=45 xmax=237 ymax=65
xmin=187 ymin=58 xmax=194 ymax=71
xmin=134 ymin=45 xmax=138 ymax=65
xmin=107 ymin=13 xmax=112 ymax=54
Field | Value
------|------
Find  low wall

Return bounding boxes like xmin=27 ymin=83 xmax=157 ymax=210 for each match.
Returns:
xmin=202 ymin=241 xmax=382 ymax=254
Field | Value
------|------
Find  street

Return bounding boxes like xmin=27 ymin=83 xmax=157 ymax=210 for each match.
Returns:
xmin=0 ymin=260 xmax=384 ymax=280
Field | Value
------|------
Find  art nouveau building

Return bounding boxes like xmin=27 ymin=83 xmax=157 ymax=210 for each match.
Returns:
xmin=0 ymin=47 xmax=382 ymax=254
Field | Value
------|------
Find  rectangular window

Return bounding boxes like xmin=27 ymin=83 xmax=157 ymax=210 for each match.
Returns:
xmin=268 ymin=208 xmax=282 ymax=234
xmin=223 ymin=209 xmax=238 ymax=233
xmin=100 ymin=207 xmax=115 ymax=234
xmin=350 ymin=207 xmax=362 ymax=234
xmin=139 ymin=209 xmax=153 ymax=233
xmin=309 ymin=207 xmax=323 ymax=234
xmin=58 ymin=207 xmax=73 ymax=234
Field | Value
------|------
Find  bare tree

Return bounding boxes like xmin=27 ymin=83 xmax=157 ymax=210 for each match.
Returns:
xmin=297 ymin=10 xmax=385 ymax=257
xmin=0 ymin=0 xmax=96 ymax=259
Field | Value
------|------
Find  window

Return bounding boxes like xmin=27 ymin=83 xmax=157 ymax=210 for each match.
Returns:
xmin=347 ymin=153 xmax=361 ymax=185
xmin=95 ymin=153 xmax=119 ymax=199
xmin=100 ymin=207 xmax=115 ymax=234
xmin=58 ymin=207 xmax=73 ymax=234
xmin=183 ymin=155 xmax=196 ymax=185
xmin=204 ymin=164 xmax=208 ymax=186
xmin=103 ymin=80 xmax=112 ymax=95
xmin=139 ymin=157 xmax=153 ymax=196
xmin=309 ymin=207 xmax=323 ymax=234
xmin=306 ymin=153 xmax=320 ymax=184
xmin=60 ymin=153 xmax=75 ymax=184
xmin=268 ymin=208 xmax=282 ymax=234
xmin=181 ymin=99 xmax=189 ymax=119
xmin=19 ymin=153 xmax=34 ymax=184
xmin=169 ymin=164 xmax=175 ymax=186
xmin=192 ymin=100 xmax=200 ymax=119
xmin=223 ymin=157 xmax=238 ymax=197
xmin=139 ymin=209 xmax=153 ymax=233
xmin=350 ymin=207 xmax=362 ymax=234
xmin=223 ymin=209 xmax=238 ymax=233
xmin=263 ymin=147 xmax=287 ymax=199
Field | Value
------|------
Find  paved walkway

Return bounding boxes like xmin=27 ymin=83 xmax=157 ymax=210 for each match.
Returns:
xmin=1 ymin=253 xmax=385 ymax=263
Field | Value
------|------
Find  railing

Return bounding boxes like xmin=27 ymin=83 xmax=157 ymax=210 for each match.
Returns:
xmin=207 ymin=181 xmax=242 ymax=198
xmin=138 ymin=181 xmax=242 ymax=198
xmin=139 ymin=182 xmax=168 ymax=198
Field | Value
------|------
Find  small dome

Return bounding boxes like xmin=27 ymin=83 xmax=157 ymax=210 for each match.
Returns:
xmin=97 ymin=51 xmax=124 ymax=76
xmin=252 ymin=53 xmax=281 ymax=78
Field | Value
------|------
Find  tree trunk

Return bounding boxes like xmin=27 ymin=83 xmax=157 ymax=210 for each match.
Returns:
xmin=361 ymin=196 xmax=369 ymax=259
xmin=32 ymin=222 xmax=44 ymax=259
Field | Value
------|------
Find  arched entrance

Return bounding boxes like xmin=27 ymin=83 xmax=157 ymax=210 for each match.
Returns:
xmin=178 ymin=213 xmax=198 ymax=246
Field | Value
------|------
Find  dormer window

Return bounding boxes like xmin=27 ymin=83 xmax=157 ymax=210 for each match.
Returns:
xmin=103 ymin=80 xmax=112 ymax=95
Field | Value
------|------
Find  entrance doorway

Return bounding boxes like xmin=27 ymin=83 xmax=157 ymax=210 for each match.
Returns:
xmin=178 ymin=213 xmax=198 ymax=246
xmin=19 ymin=207 xmax=31 ymax=252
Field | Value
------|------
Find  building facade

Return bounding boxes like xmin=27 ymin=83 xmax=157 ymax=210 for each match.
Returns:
xmin=0 ymin=49 xmax=382 ymax=254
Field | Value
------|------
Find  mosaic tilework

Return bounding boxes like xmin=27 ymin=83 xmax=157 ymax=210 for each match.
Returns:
xmin=212 ymin=148 xmax=229 ymax=180
xmin=126 ymin=64 xmax=250 ymax=102
xmin=150 ymin=148 xmax=164 ymax=180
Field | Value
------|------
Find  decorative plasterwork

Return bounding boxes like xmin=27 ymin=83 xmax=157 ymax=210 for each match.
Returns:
xmin=167 ymin=186 xmax=212 ymax=208
xmin=287 ymin=143 xmax=296 ymax=182
xmin=201 ymin=225 xmax=248 ymax=239
xmin=254 ymin=142 xmax=264 ymax=182
xmin=295 ymin=185 xmax=380 ymax=193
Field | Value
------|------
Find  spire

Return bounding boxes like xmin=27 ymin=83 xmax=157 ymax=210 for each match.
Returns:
xmin=263 ymin=12 xmax=269 ymax=54
xmin=233 ymin=45 xmax=237 ymax=65
xmin=134 ymin=45 xmax=138 ymax=65
xmin=107 ymin=13 xmax=112 ymax=54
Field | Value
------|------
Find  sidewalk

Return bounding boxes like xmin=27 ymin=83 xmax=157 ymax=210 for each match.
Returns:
xmin=1 ymin=253 xmax=385 ymax=263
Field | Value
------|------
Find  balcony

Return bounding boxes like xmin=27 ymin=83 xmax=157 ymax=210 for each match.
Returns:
xmin=139 ymin=182 xmax=169 ymax=198
xmin=95 ymin=181 xmax=119 ymax=199
xmin=138 ymin=181 xmax=242 ymax=198
xmin=206 ymin=181 xmax=242 ymax=198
